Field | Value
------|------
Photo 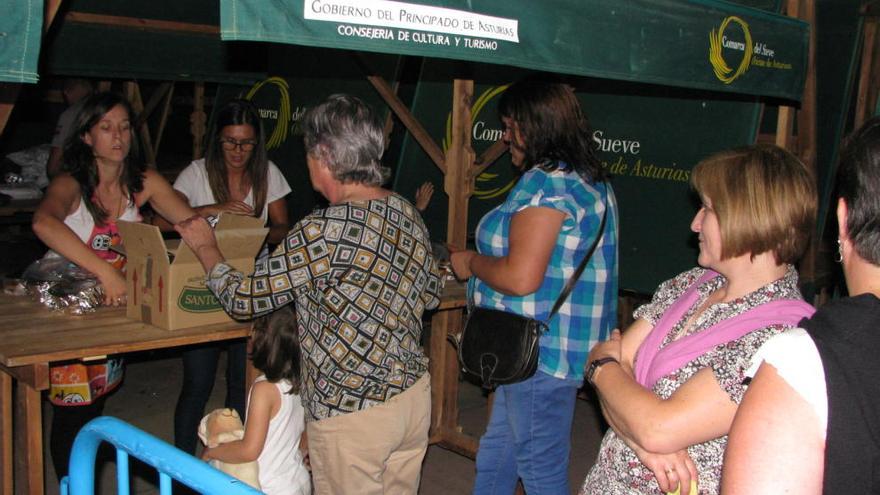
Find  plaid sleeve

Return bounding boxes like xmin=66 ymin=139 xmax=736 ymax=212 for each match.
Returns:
xmin=512 ymin=171 xmax=583 ymax=232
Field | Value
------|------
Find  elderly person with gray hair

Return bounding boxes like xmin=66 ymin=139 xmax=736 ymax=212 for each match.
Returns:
xmin=176 ymin=94 xmax=444 ymax=494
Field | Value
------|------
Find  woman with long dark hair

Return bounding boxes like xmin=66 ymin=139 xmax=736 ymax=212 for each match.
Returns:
xmin=32 ymin=92 xmax=194 ymax=480
xmin=449 ymin=79 xmax=619 ymax=494
xmin=172 ymin=98 xmax=291 ymax=455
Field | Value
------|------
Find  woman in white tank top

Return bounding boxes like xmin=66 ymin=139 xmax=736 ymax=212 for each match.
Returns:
xmin=31 ymin=92 xmax=195 ymax=482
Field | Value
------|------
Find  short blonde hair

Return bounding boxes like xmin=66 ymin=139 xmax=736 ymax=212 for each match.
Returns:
xmin=691 ymin=144 xmax=816 ymax=264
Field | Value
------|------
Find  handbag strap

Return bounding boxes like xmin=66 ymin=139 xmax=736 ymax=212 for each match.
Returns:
xmin=466 ymin=182 xmax=610 ymax=323
xmin=547 ymin=185 xmax=609 ymax=321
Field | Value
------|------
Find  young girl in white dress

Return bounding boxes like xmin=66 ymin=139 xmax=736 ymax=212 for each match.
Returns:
xmin=201 ymin=305 xmax=311 ymax=495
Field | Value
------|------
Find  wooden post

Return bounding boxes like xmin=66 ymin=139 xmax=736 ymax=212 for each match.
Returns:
xmin=124 ymin=82 xmax=157 ymax=167
xmin=795 ymin=0 xmax=818 ymax=284
xmin=855 ymin=16 xmax=878 ymax=127
xmin=777 ymin=0 xmax=818 ymax=288
xmin=0 ymin=84 xmax=22 ymax=138
xmin=191 ymin=82 xmax=206 ymax=160
xmin=13 ymin=379 xmax=43 ymax=495
xmin=444 ymin=79 xmax=476 ymax=250
xmin=153 ymin=83 xmax=175 ymax=160
xmin=0 ymin=373 xmax=10 ymax=495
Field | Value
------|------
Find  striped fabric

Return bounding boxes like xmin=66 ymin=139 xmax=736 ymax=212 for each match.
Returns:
xmin=471 ymin=167 xmax=618 ymax=381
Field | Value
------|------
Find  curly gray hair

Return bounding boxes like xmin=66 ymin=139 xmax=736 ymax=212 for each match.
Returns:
xmin=302 ymin=94 xmax=390 ymax=186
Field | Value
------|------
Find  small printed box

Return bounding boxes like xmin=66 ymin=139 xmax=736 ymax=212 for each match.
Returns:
xmin=117 ymin=214 xmax=267 ymax=330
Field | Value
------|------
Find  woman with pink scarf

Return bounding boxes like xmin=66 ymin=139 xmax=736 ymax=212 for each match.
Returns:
xmin=579 ymin=145 xmax=816 ymax=495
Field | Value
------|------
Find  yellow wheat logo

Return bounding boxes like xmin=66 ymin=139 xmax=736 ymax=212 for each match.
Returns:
xmin=245 ymin=77 xmax=291 ymax=149
xmin=708 ymin=16 xmax=753 ymax=84
xmin=442 ymin=85 xmax=517 ymax=200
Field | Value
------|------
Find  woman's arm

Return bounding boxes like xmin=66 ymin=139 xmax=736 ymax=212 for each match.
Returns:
xmin=591 ymin=359 xmax=737 ymax=454
xmin=140 ymin=168 xmax=197 ymax=224
xmin=31 ymin=175 xmax=126 ymax=305
xmin=265 ymin=197 xmax=289 ymax=245
xmin=450 ymin=206 xmax=565 ymax=296
xmin=722 ymin=362 xmax=824 ymax=494
xmin=177 ymin=217 xmax=313 ymax=320
xmin=203 ymin=381 xmax=277 ymax=464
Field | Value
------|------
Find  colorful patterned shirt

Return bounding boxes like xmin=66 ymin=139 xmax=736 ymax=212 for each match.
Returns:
xmin=471 ymin=167 xmax=618 ymax=381
xmin=206 ymin=193 xmax=444 ymax=420
xmin=581 ymin=266 xmax=805 ymax=495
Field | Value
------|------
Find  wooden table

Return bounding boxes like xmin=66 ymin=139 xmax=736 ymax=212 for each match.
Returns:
xmin=0 ymin=294 xmax=252 ymax=495
xmin=0 ymin=199 xmax=39 ymax=218
xmin=0 ymin=281 xmax=471 ymax=494
xmin=427 ymin=279 xmax=478 ymax=457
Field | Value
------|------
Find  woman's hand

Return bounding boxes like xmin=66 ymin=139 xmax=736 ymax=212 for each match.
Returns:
xmin=449 ymin=249 xmax=476 ymax=280
xmin=414 ymin=182 xmax=434 ymax=211
xmin=97 ymin=267 xmax=127 ymax=307
xmin=200 ymin=446 xmax=214 ymax=461
xmin=175 ymin=215 xmax=225 ymax=272
xmin=631 ymin=443 xmax=698 ymax=495
xmin=217 ymin=201 xmax=255 ymax=216
xmin=589 ymin=328 xmax=623 ymax=363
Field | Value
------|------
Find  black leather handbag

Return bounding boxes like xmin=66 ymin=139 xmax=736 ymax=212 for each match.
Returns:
xmin=456 ymin=198 xmax=608 ymax=389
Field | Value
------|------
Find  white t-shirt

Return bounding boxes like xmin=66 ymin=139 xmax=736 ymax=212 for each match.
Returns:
xmin=172 ymin=158 xmax=291 ymax=225
xmin=746 ymin=328 xmax=828 ymax=438
xmin=251 ymin=376 xmax=311 ymax=495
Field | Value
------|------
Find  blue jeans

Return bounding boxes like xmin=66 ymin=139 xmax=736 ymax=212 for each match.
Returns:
xmin=173 ymin=340 xmax=247 ymax=455
xmin=473 ymin=371 xmax=579 ymax=495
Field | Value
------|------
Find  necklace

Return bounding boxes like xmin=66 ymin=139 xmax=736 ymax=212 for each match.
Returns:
xmin=96 ymin=188 xmax=127 ymax=220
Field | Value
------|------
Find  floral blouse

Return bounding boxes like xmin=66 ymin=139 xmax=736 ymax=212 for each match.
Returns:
xmin=206 ymin=193 xmax=444 ymax=421
xmin=581 ymin=266 xmax=804 ymax=495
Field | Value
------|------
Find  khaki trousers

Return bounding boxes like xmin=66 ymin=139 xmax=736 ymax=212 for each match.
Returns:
xmin=307 ymin=373 xmax=431 ymax=495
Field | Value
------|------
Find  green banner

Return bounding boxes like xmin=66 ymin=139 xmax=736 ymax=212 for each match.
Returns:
xmin=392 ymin=62 xmax=761 ymax=293
xmin=0 ymin=0 xmax=42 ymax=83
xmin=221 ymin=0 xmax=808 ymax=100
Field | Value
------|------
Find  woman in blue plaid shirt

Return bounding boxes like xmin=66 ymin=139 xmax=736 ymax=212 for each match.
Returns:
xmin=451 ymin=78 xmax=619 ymax=494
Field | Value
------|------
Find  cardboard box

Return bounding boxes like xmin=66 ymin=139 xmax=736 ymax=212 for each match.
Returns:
xmin=117 ymin=215 xmax=268 ymax=330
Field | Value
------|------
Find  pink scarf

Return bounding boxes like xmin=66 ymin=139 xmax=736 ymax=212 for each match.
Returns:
xmin=633 ymin=270 xmax=815 ymax=389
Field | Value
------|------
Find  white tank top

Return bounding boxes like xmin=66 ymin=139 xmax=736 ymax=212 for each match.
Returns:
xmin=252 ymin=376 xmax=311 ymax=495
xmin=46 ymin=195 xmax=141 ymax=268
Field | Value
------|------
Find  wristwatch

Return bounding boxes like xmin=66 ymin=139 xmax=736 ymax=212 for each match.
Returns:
xmin=586 ymin=357 xmax=619 ymax=386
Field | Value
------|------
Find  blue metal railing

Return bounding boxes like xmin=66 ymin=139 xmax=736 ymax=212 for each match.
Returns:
xmin=60 ymin=416 xmax=263 ymax=495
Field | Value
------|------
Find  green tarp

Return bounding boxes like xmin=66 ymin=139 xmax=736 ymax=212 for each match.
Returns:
xmin=221 ymin=0 xmax=809 ymax=100
xmin=0 ymin=0 xmax=43 ymax=83
xmin=392 ymin=63 xmax=762 ymax=293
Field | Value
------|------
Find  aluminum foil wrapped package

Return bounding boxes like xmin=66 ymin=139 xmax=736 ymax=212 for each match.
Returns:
xmin=18 ymin=256 xmax=106 ymax=314
xmin=3 ymin=172 xmax=23 ymax=184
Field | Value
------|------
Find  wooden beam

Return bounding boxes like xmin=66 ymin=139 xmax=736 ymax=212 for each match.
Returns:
xmin=44 ymin=0 xmax=65 ymax=34
xmin=793 ymin=0 xmax=819 ymax=283
xmin=191 ymin=82 xmax=207 ymax=160
xmin=855 ymin=18 xmax=878 ymax=127
xmin=471 ymin=138 xmax=508 ymax=180
xmin=125 ymin=82 xmax=157 ymax=166
xmin=137 ymin=82 xmax=174 ymax=128
xmin=0 ymin=372 xmax=10 ymax=495
xmin=366 ymin=75 xmax=447 ymax=174
xmin=0 ymin=84 xmax=22 ymax=138
xmin=382 ymin=80 xmax=400 ymax=149
xmin=153 ymin=84 xmax=175 ymax=161
xmin=445 ymin=79 xmax=476 ymax=249
xmin=64 ymin=11 xmax=219 ymax=35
